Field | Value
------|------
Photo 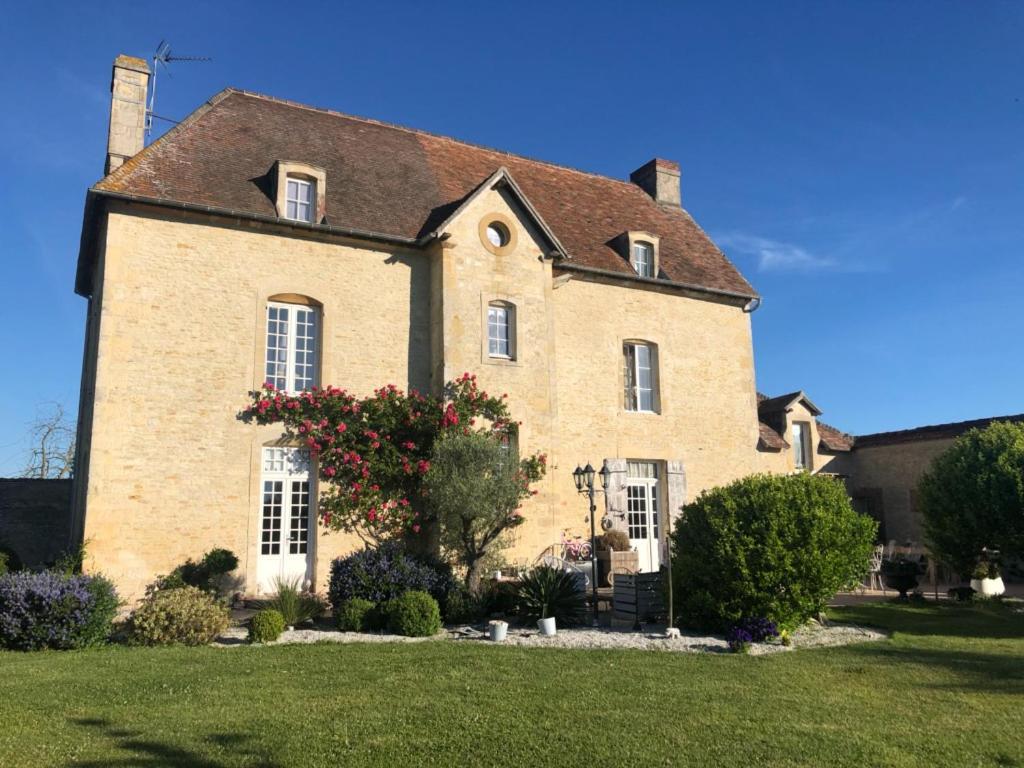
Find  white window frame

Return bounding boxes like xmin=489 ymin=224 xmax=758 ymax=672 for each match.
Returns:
xmin=265 ymin=301 xmax=319 ymax=393
xmin=285 ymin=177 xmax=315 ymax=223
xmin=624 ymin=342 xmax=657 ymax=413
xmin=487 ymin=302 xmax=515 ymax=360
xmin=633 ymin=241 xmax=654 ymax=278
xmin=792 ymin=421 xmax=812 ymax=470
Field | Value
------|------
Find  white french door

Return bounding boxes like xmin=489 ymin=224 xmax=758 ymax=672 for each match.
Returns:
xmin=257 ymin=447 xmax=315 ymax=594
xmin=626 ymin=461 xmax=661 ymax=572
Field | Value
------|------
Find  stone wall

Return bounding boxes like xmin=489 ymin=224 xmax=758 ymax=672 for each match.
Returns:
xmin=0 ymin=478 xmax=73 ymax=568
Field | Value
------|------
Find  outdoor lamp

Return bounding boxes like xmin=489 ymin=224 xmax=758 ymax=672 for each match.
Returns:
xmin=583 ymin=463 xmax=595 ymax=489
xmin=572 ymin=465 xmax=585 ymax=492
xmin=598 ymin=464 xmax=611 ymax=490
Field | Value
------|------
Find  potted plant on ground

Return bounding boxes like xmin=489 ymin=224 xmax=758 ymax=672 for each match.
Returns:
xmin=596 ymin=530 xmax=639 ymax=586
xmin=970 ymin=551 xmax=1005 ymax=597
xmin=517 ymin=565 xmax=587 ymax=637
xmin=880 ymin=556 xmax=923 ymax=600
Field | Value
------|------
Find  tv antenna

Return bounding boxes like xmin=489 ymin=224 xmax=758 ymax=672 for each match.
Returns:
xmin=145 ymin=40 xmax=212 ymax=139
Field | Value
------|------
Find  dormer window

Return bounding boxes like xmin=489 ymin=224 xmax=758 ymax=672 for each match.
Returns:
xmin=286 ymin=178 xmax=314 ymax=223
xmin=633 ymin=241 xmax=654 ymax=277
xmin=273 ymin=161 xmax=326 ymax=224
xmin=617 ymin=231 xmax=660 ymax=279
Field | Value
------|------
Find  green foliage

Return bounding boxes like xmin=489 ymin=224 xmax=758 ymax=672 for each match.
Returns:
xmin=149 ymin=548 xmax=240 ymax=597
xmin=241 ymin=373 xmax=530 ymax=544
xmin=672 ymin=472 xmax=877 ymax=631
xmin=385 ymin=591 xmax=442 ymax=637
xmin=79 ymin=575 xmax=120 ymax=647
xmin=248 ymin=609 xmax=286 ymax=643
xmin=517 ymin=565 xmax=587 ymax=625
xmin=48 ymin=540 xmax=89 ymax=575
xmin=442 ymin=580 xmax=521 ymax=624
xmin=597 ymin=530 xmax=630 ymax=551
xmin=266 ymin=577 xmax=326 ymax=626
xmin=128 ymin=586 xmax=230 ymax=646
xmin=424 ymin=431 xmax=545 ymax=591
xmin=336 ymin=598 xmax=376 ymax=632
xmin=0 ymin=545 xmax=20 ymax=576
xmin=336 ymin=597 xmax=375 ymax=631
xmin=919 ymin=421 xmax=1024 ymax=575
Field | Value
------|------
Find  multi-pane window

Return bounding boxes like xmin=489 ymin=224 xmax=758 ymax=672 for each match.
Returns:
xmin=633 ymin=241 xmax=654 ymax=277
xmin=624 ymin=342 xmax=656 ymax=412
xmin=265 ymin=302 xmax=318 ymax=392
xmin=260 ymin=448 xmax=312 ymax=556
xmin=488 ymin=302 xmax=514 ymax=359
xmin=792 ymin=422 xmax=811 ymax=470
xmin=285 ymin=177 xmax=314 ymax=222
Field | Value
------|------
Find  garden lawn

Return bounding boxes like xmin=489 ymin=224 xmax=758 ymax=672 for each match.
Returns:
xmin=2 ymin=602 xmax=1022 ymax=767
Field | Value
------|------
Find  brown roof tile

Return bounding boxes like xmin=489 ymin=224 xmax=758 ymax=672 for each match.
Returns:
xmin=855 ymin=414 xmax=1024 ymax=448
xmin=92 ymin=89 xmax=756 ymax=298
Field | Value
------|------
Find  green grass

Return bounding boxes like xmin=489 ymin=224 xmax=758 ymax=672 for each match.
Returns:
xmin=1 ymin=602 xmax=1022 ymax=767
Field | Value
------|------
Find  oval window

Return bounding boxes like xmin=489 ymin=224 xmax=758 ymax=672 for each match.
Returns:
xmin=486 ymin=222 xmax=510 ymax=248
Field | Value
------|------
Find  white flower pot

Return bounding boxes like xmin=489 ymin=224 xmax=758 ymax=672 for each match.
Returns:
xmin=488 ymin=621 xmax=508 ymax=642
xmin=970 ymin=577 xmax=1005 ymax=597
xmin=537 ymin=617 xmax=557 ymax=636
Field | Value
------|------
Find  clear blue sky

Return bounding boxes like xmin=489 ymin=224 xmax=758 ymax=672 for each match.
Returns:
xmin=1 ymin=1 xmax=1022 ymax=474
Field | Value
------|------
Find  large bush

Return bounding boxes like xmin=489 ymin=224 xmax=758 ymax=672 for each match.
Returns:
xmin=328 ymin=542 xmax=456 ymax=611
xmin=386 ymin=590 xmax=442 ymax=637
xmin=0 ymin=571 xmax=118 ymax=651
xmin=128 ymin=586 xmax=230 ymax=646
xmin=672 ymin=473 xmax=876 ymax=631
xmin=919 ymin=421 xmax=1024 ymax=575
xmin=149 ymin=548 xmax=240 ymax=597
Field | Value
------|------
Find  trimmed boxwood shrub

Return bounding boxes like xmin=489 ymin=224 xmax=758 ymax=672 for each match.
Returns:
xmin=328 ymin=543 xmax=456 ymax=612
xmin=0 ymin=571 xmax=119 ymax=650
xmin=336 ymin=598 xmax=376 ymax=632
xmin=672 ymin=473 xmax=876 ymax=631
xmin=128 ymin=586 xmax=230 ymax=646
xmin=248 ymin=609 xmax=286 ymax=643
xmin=386 ymin=590 xmax=442 ymax=637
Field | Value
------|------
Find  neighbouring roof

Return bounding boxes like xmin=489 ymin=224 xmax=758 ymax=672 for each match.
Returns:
xmin=756 ymin=391 xmax=853 ymax=453
xmin=81 ymin=88 xmax=756 ymax=300
xmin=855 ymin=413 xmax=1024 ymax=448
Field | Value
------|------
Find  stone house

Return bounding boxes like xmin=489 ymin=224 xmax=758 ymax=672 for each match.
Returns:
xmin=69 ymin=54 xmax=1008 ymax=600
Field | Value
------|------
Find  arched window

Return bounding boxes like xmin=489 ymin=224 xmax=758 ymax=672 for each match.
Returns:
xmin=265 ymin=296 xmax=321 ymax=392
xmin=487 ymin=301 xmax=516 ymax=360
xmin=623 ymin=341 xmax=659 ymax=413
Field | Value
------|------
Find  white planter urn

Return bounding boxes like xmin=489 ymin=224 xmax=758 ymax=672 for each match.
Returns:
xmin=488 ymin=620 xmax=508 ymax=642
xmin=537 ymin=617 xmax=557 ymax=636
xmin=970 ymin=577 xmax=1006 ymax=597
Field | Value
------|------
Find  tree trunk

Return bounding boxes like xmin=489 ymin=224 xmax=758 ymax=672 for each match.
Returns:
xmin=465 ymin=556 xmax=485 ymax=594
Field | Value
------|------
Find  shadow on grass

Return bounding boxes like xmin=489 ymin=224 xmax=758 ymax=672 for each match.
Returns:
xmin=69 ymin=718 xmax=282 ymax=768
xmin=841 ymin=642 xmax=1024 ymax=696
xmin=830 ymin=601 xmax=1024 ymax=639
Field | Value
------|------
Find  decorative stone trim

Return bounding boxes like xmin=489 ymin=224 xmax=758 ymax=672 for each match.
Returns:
xmin=478 ymin=212 xmax=518 ymax=257
xmin=274 ymin=161 xmax=327 ymax=223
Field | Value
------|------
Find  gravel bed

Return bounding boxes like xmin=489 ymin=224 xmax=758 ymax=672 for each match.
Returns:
xmin=216 ymin=620 xmax=885 ymax=653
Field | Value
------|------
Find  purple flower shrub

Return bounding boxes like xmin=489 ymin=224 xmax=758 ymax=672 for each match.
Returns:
xmin=328 ymin=542 xmax=456 ymax=611
xmin=0 ymin=571 xmax=118 ymax=651
xmin=727 ymin=617 xmax=779 ymax=653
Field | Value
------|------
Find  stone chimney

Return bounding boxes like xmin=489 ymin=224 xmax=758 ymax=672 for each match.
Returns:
xmin=105 ymin=55 xmax=150 ymax=175
xmin=629 ymin=158 xmax=681 ymax=207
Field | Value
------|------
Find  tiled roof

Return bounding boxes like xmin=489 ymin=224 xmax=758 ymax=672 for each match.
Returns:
xmin=756 ymin=391 xmax=852 ymax=453
xmin=816 ymin=420 xmax=854 ymax=452
xmin=90 ymin=89 xmax=756 ymax=299
xmin=758 ymin=422 xmax=789 ymax=451
xmin=855 ymin=414 xmax=1024 ymax=448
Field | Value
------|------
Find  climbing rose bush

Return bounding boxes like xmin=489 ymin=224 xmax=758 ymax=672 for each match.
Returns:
xmin=241 ymin=373 xmax=545 ymax=544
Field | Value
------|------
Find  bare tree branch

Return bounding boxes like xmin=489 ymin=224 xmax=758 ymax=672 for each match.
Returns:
xmin=21 ymin=403 xmax=76 ymax=480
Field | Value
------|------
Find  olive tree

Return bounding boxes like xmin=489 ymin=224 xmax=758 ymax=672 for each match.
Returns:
xmin=423 ymin=431 xmax=545 ymax=592
xmin=918 ymin=421 xmax=1024 ymax=576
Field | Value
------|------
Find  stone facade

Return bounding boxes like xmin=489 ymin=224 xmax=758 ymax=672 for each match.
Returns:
xmin=0 ymin=479 xmax=72 ymax=568
xmin=73 ymin=184 xmax=769 ymax=599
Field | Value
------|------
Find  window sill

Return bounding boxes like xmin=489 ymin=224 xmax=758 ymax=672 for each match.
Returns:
xmin=622 ymin=409 xmax=661 ymax=416
xmin=484 ymin=355 xmax=519 ymax=367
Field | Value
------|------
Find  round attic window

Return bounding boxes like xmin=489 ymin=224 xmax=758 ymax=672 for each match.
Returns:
xmin=485 ymin=222 xmax=510 ymax=248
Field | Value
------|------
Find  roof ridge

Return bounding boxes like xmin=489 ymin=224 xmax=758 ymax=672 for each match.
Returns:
xmin=224 ymin=88 xmax=652 ymax=190
xmin=856 ymin=413 xmax=1024 ymax=441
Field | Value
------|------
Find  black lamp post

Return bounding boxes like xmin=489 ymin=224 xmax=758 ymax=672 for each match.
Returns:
xmin=573 ymin=461 xmax=610 ymax=626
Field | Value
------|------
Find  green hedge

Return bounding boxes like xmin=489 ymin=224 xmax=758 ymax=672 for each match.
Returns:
xmin=672 ymin=473 xmax=876 ymax=631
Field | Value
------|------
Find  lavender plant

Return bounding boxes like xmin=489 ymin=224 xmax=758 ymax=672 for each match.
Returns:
xmin=0 ymin=571 xmax=118 ymax=651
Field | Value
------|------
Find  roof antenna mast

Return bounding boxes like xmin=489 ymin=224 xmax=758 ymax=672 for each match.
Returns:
xmin=145 ymin=40 xmax=212 ymax=141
